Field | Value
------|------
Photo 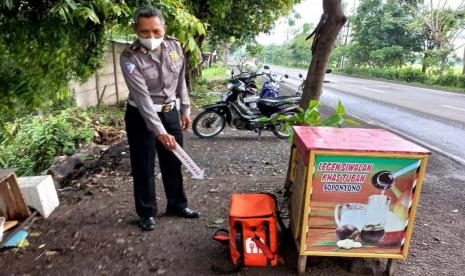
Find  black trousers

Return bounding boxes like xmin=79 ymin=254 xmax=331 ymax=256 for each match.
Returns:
xmin=125 ymin=104 xmax=187 ymax=218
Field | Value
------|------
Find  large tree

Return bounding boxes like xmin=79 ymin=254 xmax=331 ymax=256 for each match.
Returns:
xmin=0 ymin=0 xmax=205 ymax=126
xmin=185 ymin=0 xmax=301 ymax=61
xmin=406 ymin=0 xmax=465 ymax=75
xmin=350 ymin=0 xmax=423 ymax=67
xmin=300 ymin=0 xmax=347 ymax=107
xmin=0 ymin=0 xmax=129 ymax=124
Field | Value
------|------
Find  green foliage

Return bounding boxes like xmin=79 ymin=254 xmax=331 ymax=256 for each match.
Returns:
xmin=0 ymin=0 xmax=206 ymax=126
xmin=202 ymin=66 xmax=229 ymax=81
xmin=350 ymin=0 xmax=422 ymax=67
xmin=340 ymin=66 xmax=465 ymax=90
xmin=190 ymin=67 xmax=229 ymax=108
xmin=334 ymin=0 xmax=465 ymax=75
xmin=86 ymin=102 xmax=126 ymax=129
xmin=189 ymin=0 xmax=301 ymax=45
xmin=261 ymin=100 xmax=359 ymax=141
xmin=0 ymin=109 xmax=94 ymax=175
xmin=409 ymin=3 xmax=465 ymax=73
xmin=0 ymin=104 xmax=126 ymax=176
xmin=262 ymin=23 xmax=313 ymax=68
xmin=0 ymin=0 xmax=130 ymax=125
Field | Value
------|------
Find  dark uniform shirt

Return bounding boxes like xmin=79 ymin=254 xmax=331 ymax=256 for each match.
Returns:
xmin=120 ymin=36 xmax=190 ymax=136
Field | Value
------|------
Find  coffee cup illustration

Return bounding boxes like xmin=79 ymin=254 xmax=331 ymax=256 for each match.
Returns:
xmin=371 ymin=161 xmax=421 ymax=190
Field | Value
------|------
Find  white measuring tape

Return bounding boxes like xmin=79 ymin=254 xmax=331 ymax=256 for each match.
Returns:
xmin=171 ymin=142 xmax=205 ymax=180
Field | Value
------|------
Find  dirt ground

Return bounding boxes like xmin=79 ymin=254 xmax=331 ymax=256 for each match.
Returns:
xmin=1 ymin=106 xmax=465 ymax=276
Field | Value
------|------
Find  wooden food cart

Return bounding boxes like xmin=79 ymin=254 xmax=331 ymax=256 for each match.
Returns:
xmin=286 ymin=127 xmax=431 ymax=274
xmin=0 ymin=169 xmax=35 ymax=247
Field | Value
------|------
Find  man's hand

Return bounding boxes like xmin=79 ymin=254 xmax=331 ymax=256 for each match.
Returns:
xmin=181 ymin=115 xmax=191 ymax=130
xmin=157 ymin=134 xmax=177 ymax=150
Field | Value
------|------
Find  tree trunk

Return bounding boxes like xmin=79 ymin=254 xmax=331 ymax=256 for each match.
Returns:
xmin=185 ymin=34 xmax=206 ymax=89
xmin=192 ymin=35 xmax=206 ymax=79
xmin=300 ymin=0 xmax=347 ymax=108
xmin=223 ymin=43 xmax=230 ymax=67
xmin=339 ymin=18 xmax=350 ymax=70
xmin=462 ymin=46 xmax=465 ymax=75
xmin=185 ymin=51 xmax=194 ymax=91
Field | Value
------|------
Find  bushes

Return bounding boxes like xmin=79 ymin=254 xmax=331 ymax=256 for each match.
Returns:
xmin=0 ymin=105 xmax=125 ymax=176
xmin=0 ymin=109 xmax=94 ymax=176
xmin=340 ymin=66 xmax=465 ymax=90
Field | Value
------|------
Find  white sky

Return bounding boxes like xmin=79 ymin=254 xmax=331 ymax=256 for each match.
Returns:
xmin=256 ymin=0 xmax=464 ymax=56
xmin=256 ymin=0 xmax=357 ymax=45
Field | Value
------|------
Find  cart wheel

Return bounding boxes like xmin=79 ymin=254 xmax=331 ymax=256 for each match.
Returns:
xmin=297 ymin=255 xmax=308 ymax=274
xmin=385 ymin=259 xmax=397 ymax=276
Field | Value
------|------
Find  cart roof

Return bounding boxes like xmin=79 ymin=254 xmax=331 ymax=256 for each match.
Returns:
xmin=294 ymin=127 xmax=431 ymax=155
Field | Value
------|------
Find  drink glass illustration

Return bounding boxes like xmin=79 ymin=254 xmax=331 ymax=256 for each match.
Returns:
xmin=334 ymin=203 xmax=366 ymax=232
xmin=361 ymin=195 xmax=391 ymax=244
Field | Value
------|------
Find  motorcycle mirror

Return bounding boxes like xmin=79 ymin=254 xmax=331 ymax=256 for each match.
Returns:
xmin=298 ymin=73 xmax=303 ymax=78
xmin=263 ymin=65 xmax=270 ymax=70
xmin=284 ymin=74 xmax=289 ymax=78
xmin=325 ymin=68 xmax=333 ymax=74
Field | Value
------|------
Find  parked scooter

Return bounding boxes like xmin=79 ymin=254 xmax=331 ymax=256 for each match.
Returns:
xmin=259 ymin=65 xmax=288 ymax=98
xmin=230 ymin=65 xmax=289 ymax=98
xmin=192 ymin=76 xmax=300 ymax=139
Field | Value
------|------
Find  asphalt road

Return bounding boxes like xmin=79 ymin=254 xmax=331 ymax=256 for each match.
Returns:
xmin=269 ymin=65 xmax=465 ymax=166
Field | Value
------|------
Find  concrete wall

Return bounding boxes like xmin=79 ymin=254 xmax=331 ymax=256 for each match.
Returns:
xmin=70 ymin=41 xmax=130 ymax=107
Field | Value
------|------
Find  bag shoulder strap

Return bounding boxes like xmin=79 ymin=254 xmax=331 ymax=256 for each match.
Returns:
xmin=252 ymin=236 xmax=275 ymax=260
xmin=211 ymin=223 xmax=244 ymax=274
xmin=212 ymin=228 xmax=229 ymax=243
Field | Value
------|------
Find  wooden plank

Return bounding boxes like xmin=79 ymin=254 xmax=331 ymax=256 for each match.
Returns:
xmin=0 ymin=182 xmax=19 ymax=218
xmin=0 ymin=172 xmax=31 ymax=220
xmin=0 ymin=169 xmax=15 ymax=184
xmin=3 ymin=220 xmax=18 ymax=232
xmin=8 ymin=174 xmax=31 ymax=218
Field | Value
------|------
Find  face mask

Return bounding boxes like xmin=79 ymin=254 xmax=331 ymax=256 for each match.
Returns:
xmin=139 ymin=37 xmax=163 ymax=51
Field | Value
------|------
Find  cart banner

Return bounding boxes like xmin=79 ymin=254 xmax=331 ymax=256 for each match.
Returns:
xmin=306 ymin=155 xmax=421 ymax=254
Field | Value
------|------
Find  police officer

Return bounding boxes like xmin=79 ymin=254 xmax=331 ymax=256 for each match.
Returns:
xmin=120 ymin=6 xmax=200 ymax=231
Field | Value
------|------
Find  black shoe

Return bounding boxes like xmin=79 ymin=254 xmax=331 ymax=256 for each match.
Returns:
xmin=166 ymin=207 xmax=200 ymax=219
xmin=139 ymin=217 xmax=156 ymax=231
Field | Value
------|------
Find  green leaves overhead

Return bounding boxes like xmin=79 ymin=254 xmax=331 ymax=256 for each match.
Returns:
xmin=186 ymin=0 xmax=301 ymax=45
xmin=0 ymin=0 xmax=300 ymax=126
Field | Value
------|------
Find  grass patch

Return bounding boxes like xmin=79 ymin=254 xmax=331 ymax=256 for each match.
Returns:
xmin=202 ymin=66 xmax=229 ymax=81
xmin=334 ymin=71 xmax=465 ymax=94
xmin=190 ymin=66 xmax=230 ymax=110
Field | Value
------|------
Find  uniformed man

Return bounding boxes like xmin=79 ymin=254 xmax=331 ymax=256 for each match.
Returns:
xmin=120 ymin=6 xmax=200 ymax=231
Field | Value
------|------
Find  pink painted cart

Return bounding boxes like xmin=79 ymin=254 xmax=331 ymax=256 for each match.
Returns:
xmin=286 ymin=127 xmax=431 ymax=274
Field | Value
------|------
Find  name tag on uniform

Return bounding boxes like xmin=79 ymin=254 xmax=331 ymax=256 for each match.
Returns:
xmin=141 ymin=64 xmax=155 ymax=71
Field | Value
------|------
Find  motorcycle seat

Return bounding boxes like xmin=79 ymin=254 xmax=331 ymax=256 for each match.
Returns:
xmin=258 ymin=96 xmax=301 ymax=106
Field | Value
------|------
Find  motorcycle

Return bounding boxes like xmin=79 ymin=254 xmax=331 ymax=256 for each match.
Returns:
xmin=230 ymin=65 xmax=288 ymax=98
xmin=259 ymin=65 xmax=288 ymax=98
xmin=192 ymin=76 xmax=300 ymax=139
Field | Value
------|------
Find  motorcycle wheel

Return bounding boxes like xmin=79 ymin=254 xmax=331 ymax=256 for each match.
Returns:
xmin=192 ymin=110 xmax=226 ymax=138
xmin=272 ymin=112 xmax=296 ymax=139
